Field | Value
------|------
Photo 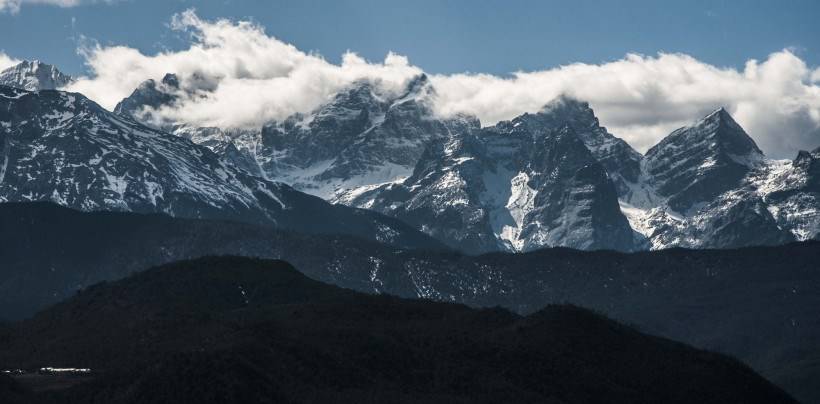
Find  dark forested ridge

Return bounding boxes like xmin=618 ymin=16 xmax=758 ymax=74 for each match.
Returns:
xmin=0 ymin=257 xmax=797 ymax=404
xmin=1 ymin=202 xmax=819 ymax=402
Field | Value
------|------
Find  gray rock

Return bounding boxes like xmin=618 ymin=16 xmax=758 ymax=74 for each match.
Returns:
xmin=0 ymin=85 xmax=445 ymax=250
xmin=113 ymin=73 xmax=180 ymax=121
xmin=338 ymin=108 xmax=641 ymax=253
xmin=645 ymin=108 xmax=764 ymax=213
xmin=0 ymin=60 xmax=72 ymax=91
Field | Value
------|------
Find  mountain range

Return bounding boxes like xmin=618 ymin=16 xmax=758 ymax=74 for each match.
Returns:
xmin=1 ymin=61 xmax=817 ymax=253
xmin=1 ymin=59 xmax=819 ymax=401
xmin=105 ymin=65 xmax=820 ymax=253
xmin=0 ymin=83 xmax=445 ymax=250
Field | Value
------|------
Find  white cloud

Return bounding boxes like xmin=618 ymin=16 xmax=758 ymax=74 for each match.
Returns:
xmin=68 ymin=10 xmax=422 ymax=130
xmin=67 ymin=10 xmax=820 ymax=159
xmin=431 ymin=51 xmax=820 ymax=157
xmin=0 ymin=0 xmax=113 ymax=14
xmin=0 ymin=51 xmax=20 ymax=70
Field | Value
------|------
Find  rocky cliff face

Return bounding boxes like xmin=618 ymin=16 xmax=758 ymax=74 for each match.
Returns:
xmin=529 ymin=96 xmax=644 ymax=199
xmin=644 ymin=108 xmax=765 ymax=213
xmin=337 ymin=105 xmax=642 ymax=253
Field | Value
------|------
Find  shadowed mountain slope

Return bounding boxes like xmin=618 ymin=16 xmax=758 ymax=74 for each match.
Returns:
xmin=0 ymin=256 xmax=797 ymax=404
xmin=0 ymin=202 xmax=818 ymax=402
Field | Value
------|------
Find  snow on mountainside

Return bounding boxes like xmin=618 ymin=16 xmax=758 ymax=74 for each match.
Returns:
xmin=335 ymin=106 xmax=642 ymax=254
xmin=644 ymin=108 xmax=764 ymax=213
xmin=338 ymin=101 xmax=820 ymax=252
xmin=618 ymin=108 xmax=816 ymax=249
xmin=253 ymin=74 xmax=469 ymax=197
xmin=0 ymin=60 xmax=73 ymax=91
xmin=752 ymin=149 xmax=820 ymax=240
xmin=530 ymin=96 xmax=645 ymax=200
xmin=115 ymin=73 xmax=476 ymax=199
xmin=109 ymin=70 xmax=820 ymax=253
xmin=0 ymin=85 xmax=445 ymax=250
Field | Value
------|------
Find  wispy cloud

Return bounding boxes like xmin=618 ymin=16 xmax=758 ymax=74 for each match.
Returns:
xmin=65 ymin=10 xmax=820 ymax=158
xmin=0 ymin=0 xmax=115 ymax=14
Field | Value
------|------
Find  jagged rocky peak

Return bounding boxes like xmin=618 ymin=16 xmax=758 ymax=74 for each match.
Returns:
xmin=160 ymin=72 xmax=180 ymax=88
xmin=644 ymin=107 xmax=765 ymax=212
xmin=327 ymin=79 xmax=380 ymax=109
xmin=753 ymin=145 xmax=820 ymax=240
xmin=486 ymin=122 xmax=640 ymax=252
xmin=0 ymin=60 xmax=73 ymax=91
xmin=254 ymin=74 xmax=477 ymax=198
xmin=114 ymin=72 xmax=222 ymax=126
xmin=114 ymin=73 xmax=181 ymax=120
xmin=538 ymin=94 xmax=594 ymax=120
xmin=700 ymin=107 xmax=764 ymax=159
xmin=308 ymin=80 xmax=383 ymax=129
xmin=312 ymin=73 xmax=433 ymax=120
xmin=258 ymin=80 xmax=386 ymax=171
xmin=650 ymin=107 xmax=764 ymax=165
xmin=793 ymin=146 xmax=820 ymax=170
xmin=398 ymin=73 xmax=435 ymax=101
xmin=338 ymin=112 xmax=642 ymax=254
xmin=497 ymin=94 xmax=643 ymax=197
xmin=536 ymin=96 xmax=621 ymax=147
xmin=780 ymin=146 xmax=820 ymax=194
xmin=493 ymin=95 xmax=599 ymax=138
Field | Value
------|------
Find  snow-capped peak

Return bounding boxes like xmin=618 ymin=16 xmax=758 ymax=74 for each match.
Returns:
xmin=0 ymin=60 xmax=73 ymax=91
xmin=667 ymin=107 xmax=763 ymax=161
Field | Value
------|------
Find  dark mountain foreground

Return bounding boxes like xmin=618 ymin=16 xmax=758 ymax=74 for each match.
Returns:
xmin=1 ymin=202 xmax=819 ymax=402
xmin=0 ymin=256 xmax=797 ymax=404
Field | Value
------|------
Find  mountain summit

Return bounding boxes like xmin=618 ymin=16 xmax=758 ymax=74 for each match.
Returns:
xmin=113 ymin=73 xmax=181 ymax=121
xmin=533 ymin=95 xmax=644 ymax=197
xmin=0 ymin=60 xmax=73 ymax=91
xmin=645 ymin=107 xmax=765 ymax=212
xmin=336 ymin=105 xmax=642 ymax=253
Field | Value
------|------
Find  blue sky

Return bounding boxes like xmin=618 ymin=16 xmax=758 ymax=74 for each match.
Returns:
xmin=0 ymin=0 xmax=818 ymax=76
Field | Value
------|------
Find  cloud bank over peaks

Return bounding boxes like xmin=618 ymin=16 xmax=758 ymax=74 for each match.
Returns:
xmin=68 ymin=9 xmax=423 ymax=130
xmin=431 ymin=51 xmax=820 ymax=157
xmin=66 ymin=10 xmax=820 ymax=159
